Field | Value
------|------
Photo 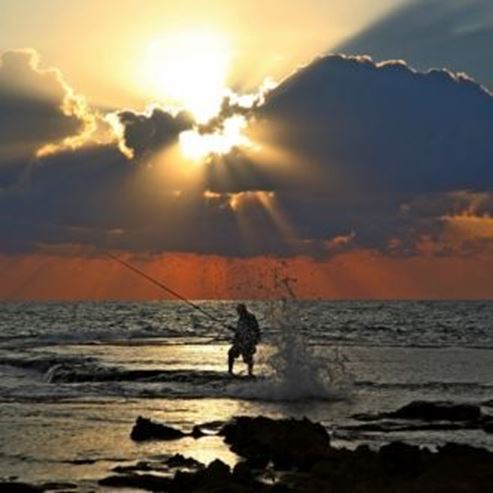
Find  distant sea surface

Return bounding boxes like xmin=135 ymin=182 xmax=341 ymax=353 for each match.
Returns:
xmin=0 ymin=300 xmax=492 ymax=489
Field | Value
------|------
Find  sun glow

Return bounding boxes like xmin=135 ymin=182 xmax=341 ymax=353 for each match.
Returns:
xmin=179 ymin=115 xmax=252 ymax=161
xmin=144 ymin=31 xmax=230 ymax=123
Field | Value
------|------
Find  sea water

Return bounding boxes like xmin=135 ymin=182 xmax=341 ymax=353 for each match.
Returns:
xmin=0 ymin=300 xmax=492 ymax=488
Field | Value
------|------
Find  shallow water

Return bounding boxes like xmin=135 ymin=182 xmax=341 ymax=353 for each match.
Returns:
xmin=0 ymin=300 xmax=492 ymax=489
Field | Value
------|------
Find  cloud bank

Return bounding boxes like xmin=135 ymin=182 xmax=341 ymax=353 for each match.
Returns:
xmin=338 ymin=0 xmax=493 ymax=91
xmin=0 ymin=49 xmax=492 ymax=258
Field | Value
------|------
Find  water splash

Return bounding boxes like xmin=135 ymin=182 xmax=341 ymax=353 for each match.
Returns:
xmin=232 ymin=263 xmax=352 ymax=402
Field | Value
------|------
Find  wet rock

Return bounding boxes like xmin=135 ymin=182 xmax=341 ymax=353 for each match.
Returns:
xmin=99 ymin=473 xmax=172 ymax=491
xmin=387 ymin=401 xmax=482 ymax=422
xmin=344 ymin=420 xmax=479 ymax=433
xmin=270 ymin=484 xmax=292 ymax=493
xmin=101 ymin=456 xmax=274 ymax=492
xmin=39 ymin=482 xmax=77 ymax=491
xmin=112 ymin=461 xmax=163 ymax=474
xmin=205 ymin=459 xmax=231 ymax=482
xmin=354 ymin=400 xmax=482 ymax=423
xmin=483 ymin=421 xmax=493 ymax=433
xmin=0 ymin=483 xmax=43 ymax=493
xmin=245 ymin=453 xmax=270 ymax=470
xmin=438 ymin=442 xmax=491 ymax=458
xmin=233 ymin=461 xmax=253 ymax=481
xmin=221 ymin=416 xmax=330 ymax=470
xmin=379 ymin=441 xmax=425 ymax=477
xmin=165 ymin=454 xmax=203 ymax=469
xmin=130 ymin=416 xmax=186 ymax=441
xmin=104 ymin=414 xmax=493 ymax=492
xmin=191 ymin=424 xmax=206 ymax=438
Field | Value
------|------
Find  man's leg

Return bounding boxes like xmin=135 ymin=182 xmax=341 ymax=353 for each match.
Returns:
xmin=228 ymin=346 xmax=238 ymax=374
xmin=243 ymin=352 xmax=254 ymax=376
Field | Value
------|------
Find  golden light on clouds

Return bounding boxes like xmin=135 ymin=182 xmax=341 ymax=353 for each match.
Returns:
xmin=179 ymin=115 xmax=253 ymax=161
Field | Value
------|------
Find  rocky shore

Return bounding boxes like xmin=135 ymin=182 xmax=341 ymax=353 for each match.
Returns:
xmin=3 ymin=401 xmax=493 ymax=492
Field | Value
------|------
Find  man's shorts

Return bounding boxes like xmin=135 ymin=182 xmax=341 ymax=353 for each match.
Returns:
xmin=229 ymin=344 xmax=256 ymax=364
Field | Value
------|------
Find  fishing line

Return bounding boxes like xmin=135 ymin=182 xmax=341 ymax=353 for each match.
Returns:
xmin=106 ymin=252 xmax=230 ymax=330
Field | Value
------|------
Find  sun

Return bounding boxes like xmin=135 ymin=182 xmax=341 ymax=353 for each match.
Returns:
xmin=179 ymin=115 xmax=252 ymax=161
xmin=144 ymin=30 xmax=230 ymax=123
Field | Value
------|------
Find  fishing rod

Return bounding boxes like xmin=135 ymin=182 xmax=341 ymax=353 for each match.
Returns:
xmin=106 ymin=253 xmax=230 ymax=329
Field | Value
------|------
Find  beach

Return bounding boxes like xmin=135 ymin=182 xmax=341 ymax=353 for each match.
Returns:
xmin=0 ymin=300 xmax=492 ymax=491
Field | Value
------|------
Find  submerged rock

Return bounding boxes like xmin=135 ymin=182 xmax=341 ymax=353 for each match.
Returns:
xmin=350 ymin=400 xmax=493 ymax=436
xmin=354 ymin=400 xmax=482 ymax=423
xmin=130 ymin=416 xmax=186 ymax=441
xmin=0 ymin=483 xmax=43 ymax=493
xmin=387 ymin=401 xmax=482 ymax=422
xmin=99 ymin=473 xmax=172 ymax=491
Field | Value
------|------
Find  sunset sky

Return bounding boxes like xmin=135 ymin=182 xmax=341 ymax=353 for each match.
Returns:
xmin=1 ymin=0 xmax=493 ymax=300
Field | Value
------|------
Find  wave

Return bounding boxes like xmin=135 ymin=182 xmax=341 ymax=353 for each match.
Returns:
xmin=0 ymin=352 xmax=96 ymax=374
xmin=46 ymin=365 xmax=240 ymax=384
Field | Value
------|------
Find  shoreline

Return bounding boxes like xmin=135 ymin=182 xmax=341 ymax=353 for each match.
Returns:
xmin=3 ymin=401 xmax=493 ymax=492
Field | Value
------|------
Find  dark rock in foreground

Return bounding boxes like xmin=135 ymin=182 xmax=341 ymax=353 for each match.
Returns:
xmin=220 ymin=416 xmax=331 ymax=470
xmin=100 ymin=457 xmax=273 ymax=492
xmin=166 ymin=454 xmax=203 ymax=469
xmin=130 ymin=416 xmax=186 ymax=441
xmin=100 ymin=414 xmax=493 ymax=492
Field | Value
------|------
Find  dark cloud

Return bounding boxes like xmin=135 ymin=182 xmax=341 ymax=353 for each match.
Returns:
xmin=258 ymin=54 xmax=493 ymax=194
xmin=1 ymin=52 xmax=493 ymax=258
xmin=248 ymin=54 xmax=493 ymax=255
xmin=337 ymin=0 xmax=493 ymax=91
xmin=117 ymin=107 xmax=194 ymax=158
xmin=0 ymin=50 xmax=87 ymax=187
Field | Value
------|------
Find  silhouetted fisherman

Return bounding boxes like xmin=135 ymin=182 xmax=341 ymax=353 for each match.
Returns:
xmin=228 ymin=303 xmax=261 ymax=376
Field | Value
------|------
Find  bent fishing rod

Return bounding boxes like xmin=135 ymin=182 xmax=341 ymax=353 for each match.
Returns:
xmin=106 ymin=253 xmax=231 ymax=330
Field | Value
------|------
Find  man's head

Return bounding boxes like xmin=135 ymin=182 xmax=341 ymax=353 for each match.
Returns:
xmin=236 ymin=303 xmax=247 ymax=316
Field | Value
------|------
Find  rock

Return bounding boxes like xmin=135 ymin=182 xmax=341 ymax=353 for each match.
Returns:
xmin=0 ymin=483 xmax=43 ymax=493
xmin=205 ymin=459 xmax=231 ymax=483
xmin=102 ymin=414 xmax=493 ymax=493
xmin=379 ymin=441 xmax=425 ymax=477
xmin=112 ymin=461 xmax=160 ymax=474
xmin=39 ymin=482 xmax=77 ymax=490
xmin=271 ymin=484 xmax=292 ymax=493
xmin=438 ymin=442 xmax=491 ymax=458
xmin=387 ymin=401 xmax=482 ymax=422
xmin=130 ymin=416 xmax=186 ymax=441
xmin=245 ymin=454 xmax=270 ymax=470
xmin=99 ymin=473 xmax=172 ymax=491
xmin=220 ymin=416 xmax=330 ymax=470
xmin=191 ymin=425 xmax=205 ymax=438
xmin=343 ymin=420 xmax=478 ymax=433
xmin=353 ymin=401 xmax=483 ymax=425
xmin=233 ymin=461 xmax=253 ymax=481
xmin=483 ymin=421 xmax=493 ymax=433
xmin=165 ymin=454 xmax=203 ymax=469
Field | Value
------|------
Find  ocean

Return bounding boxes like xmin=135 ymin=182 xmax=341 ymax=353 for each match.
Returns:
xmin=0 ymin=300 xmax=492 ymax=490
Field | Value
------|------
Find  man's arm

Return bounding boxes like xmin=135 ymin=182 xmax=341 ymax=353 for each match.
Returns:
xmin=250 ymin=315 xmax=261 ymax=342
